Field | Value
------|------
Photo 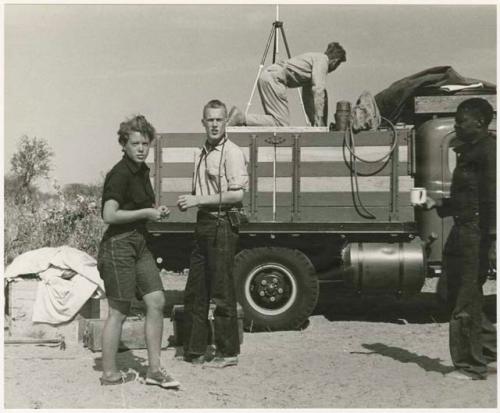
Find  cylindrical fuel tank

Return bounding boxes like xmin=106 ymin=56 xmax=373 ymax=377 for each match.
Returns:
xmin=342 ymin=241 xmax=425 ymax=294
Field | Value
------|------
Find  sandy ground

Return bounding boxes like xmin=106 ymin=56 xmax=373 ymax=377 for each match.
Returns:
xmin=3 ymin=275 xmax=497 ymax=409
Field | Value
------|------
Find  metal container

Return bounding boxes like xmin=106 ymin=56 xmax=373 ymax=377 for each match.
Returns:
xmin=342 ymin=241 xmax=425 ymax=294
xmin=334 ymin=100 xmax=351 ymax=131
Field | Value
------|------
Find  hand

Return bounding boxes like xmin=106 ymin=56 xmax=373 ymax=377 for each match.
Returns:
xmin=158 ymin=205 xmax=170 ymax=220
xmin=488 ymin=239 xmax=496 ymax=270
xmin=415 ymin=196 xmax=437 ymax=210
xmin=145 ymin=208 xmax=163 ymax=221
xmin=177 ymin=195 xmax=199 ymax=211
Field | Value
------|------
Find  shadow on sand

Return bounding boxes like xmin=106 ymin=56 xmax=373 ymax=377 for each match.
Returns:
xmin=315 ymin=289 xmax=496 ymax=325
xmin=352 ymin=343 xmax=455 ymax=374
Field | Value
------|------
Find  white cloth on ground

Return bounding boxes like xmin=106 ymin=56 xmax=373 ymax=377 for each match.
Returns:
xmin=5 ymin=246 xmax=105 ymax=324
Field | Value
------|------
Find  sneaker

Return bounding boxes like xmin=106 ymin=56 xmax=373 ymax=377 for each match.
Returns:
xmin=145 ymin=368 xmax=180 ymax=389
xmin=488 ymin=362 xmax=497 ymax=374
xmin=203 ymin=356 xmax=238 ymax=369
xmin=100 ymin=369 xmax=139 ymax=386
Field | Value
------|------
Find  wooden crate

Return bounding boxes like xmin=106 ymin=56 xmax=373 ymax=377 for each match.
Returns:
xmin=78 ymin=298 xmax=108 ymax=319
xmin=80 ymin=317 xmax=172 ymax=352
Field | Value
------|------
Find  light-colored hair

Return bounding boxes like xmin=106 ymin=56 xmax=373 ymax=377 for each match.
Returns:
xmin=203 ymin=99 xmax=227 ymax=119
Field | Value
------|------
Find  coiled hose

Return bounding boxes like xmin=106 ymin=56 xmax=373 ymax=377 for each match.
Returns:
xmin=342 ymin=117 xmax=398 ymax=219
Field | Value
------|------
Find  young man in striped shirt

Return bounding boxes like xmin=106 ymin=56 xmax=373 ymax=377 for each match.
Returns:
xmin=177 ymin=99 xmax=248 ymax=368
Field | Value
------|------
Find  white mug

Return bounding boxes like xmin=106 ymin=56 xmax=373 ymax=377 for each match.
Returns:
xmin=411 ymin=187 xmax=427 ymax=205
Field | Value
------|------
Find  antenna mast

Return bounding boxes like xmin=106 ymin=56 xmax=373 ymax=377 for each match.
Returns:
xmin=244 ymin=5 xmax=310 ymax=125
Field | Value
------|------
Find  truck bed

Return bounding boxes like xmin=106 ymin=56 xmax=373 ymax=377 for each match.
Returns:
xmin=147 ymin=126 xmax=415 ymax=227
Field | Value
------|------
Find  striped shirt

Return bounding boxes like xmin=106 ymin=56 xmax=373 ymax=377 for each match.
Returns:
xmin=192 ymin=136 xmax=248 ymax=199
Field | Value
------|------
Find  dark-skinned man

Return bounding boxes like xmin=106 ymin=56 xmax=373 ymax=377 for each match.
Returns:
xmin=420 ymin=98 xmax=496 ymax=380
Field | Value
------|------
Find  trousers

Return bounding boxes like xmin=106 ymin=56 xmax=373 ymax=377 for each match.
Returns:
xmin=183 ymin=212 xmax=240 ymax=357
xmin=444 ymin=221 xmax=497 ymax=379
xmin=246 ymin=64 xmax=327 ymax=127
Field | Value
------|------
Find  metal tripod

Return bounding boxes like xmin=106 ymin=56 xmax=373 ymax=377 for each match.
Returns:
xmin=244 ymin=7 xmax=310 ymax=125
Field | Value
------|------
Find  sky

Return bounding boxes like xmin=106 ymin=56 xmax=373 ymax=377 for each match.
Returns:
xmin=3 ymin=1 xmax=497 ymax=189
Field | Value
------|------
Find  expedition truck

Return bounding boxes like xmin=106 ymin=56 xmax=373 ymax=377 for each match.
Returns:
xmin=146 ymin=91 xmax=496 ymax=331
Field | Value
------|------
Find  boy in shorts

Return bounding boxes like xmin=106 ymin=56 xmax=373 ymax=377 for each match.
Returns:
xmin=97 ymin=114 xmax=179 ymax=388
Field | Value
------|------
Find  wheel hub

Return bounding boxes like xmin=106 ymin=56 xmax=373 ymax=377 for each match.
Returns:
xmin=247 ymin=265 xmax=296 ymax=314
xmin=255 ymin=273 xmax=286 ymax=304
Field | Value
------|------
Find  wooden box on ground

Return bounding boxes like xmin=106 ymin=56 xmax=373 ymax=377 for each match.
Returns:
xmin=5 ymin=278 xmax=79 ymax=342
xmin=80 ymin=317 xmax=172 ymax=352
xmin=171 ymin=304 xmax=244 ymax=346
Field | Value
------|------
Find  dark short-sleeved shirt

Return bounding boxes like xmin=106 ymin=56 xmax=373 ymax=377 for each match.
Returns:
xmin=437 ymin=133 xmax=496 ymax=236
xmin=101 ymin=154 xmax=155 ymax=240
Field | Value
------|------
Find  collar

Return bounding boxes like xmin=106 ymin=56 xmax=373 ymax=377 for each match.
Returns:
xmin=123 ymin=154 xmax=149 ymax=174
xmin=202 ymin=135 xmax=227 ymax=154
xmin=453 ymin=132 xmax=488 ymax=154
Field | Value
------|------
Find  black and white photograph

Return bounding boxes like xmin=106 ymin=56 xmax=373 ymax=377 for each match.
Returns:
xmin=3 ymin=1 xmax=497 ymax=410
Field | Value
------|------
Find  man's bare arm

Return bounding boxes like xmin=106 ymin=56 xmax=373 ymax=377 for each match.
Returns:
xmin=103 ymin=199 xmax=162 ymax=224
xmin=177 ymin=189 xmax=244 ymax=211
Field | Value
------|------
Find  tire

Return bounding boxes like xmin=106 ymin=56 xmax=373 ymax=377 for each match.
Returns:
xmin=234 ymin=247 xmax=319 ymax=331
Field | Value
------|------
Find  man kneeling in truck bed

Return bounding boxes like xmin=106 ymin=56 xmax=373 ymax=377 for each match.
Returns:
xmin=228 ymin=41 xmax=346 ymax=127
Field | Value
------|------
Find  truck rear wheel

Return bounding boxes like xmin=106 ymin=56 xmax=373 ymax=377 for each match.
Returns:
xmin=234 ymin=247 xmax=319 ymax=331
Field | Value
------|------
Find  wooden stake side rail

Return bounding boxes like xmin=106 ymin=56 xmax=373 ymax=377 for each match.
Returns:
xmin=414 ymin=94 xmax=497 ymax=114
xmin=149 ymin=127 xmax=414 ymax=224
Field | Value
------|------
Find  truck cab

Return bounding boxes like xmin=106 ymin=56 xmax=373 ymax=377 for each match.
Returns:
xmin=413 ymin=93 xmax=496 ymax=293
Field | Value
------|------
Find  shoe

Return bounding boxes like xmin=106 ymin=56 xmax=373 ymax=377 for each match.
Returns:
xmin=145 ymin=368 xmax=180 ymax=389
xmin=184 ymin=354 xmax=205 ymax=365
xmin=203 ymin=356 xmax=238 ymax=369
xmin=445 ymin=370 xmax=483 ymax=381
xmin=227 ymin=106 xmax=246 ymax=126
xmin=487 ymin=362 xmax=497 ymax=374
xmin=100 ymin=369 xmax=138 ymax=386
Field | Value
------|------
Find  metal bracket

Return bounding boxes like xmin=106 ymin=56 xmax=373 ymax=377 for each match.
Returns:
xmin=264 ymin=135 xmax=286 ymax=145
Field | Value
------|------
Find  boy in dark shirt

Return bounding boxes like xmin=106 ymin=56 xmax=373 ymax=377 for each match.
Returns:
xmin=97 ymin=115 xmax=179 ymax=388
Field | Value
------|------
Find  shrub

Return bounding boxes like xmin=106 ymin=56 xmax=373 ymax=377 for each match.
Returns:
xmin=4 ymin=181 xmax=106 ymax=265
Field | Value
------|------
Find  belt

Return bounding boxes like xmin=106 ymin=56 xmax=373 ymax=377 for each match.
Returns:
xmin=198 ymin=209 xmax=229 ymax=219
xmin=453 ymin=212 xmax=479 ymax=224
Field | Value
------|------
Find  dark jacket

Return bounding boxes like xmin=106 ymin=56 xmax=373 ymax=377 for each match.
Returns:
xmin=437 ymin=133 xmax=496 ymax=237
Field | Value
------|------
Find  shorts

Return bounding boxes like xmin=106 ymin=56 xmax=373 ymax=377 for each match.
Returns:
xmin=97 ymin=230 xmax=163 ymax=302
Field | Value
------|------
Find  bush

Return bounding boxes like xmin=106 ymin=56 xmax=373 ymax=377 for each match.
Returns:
xmin=4 ymin=182 xmax=106 ymax=265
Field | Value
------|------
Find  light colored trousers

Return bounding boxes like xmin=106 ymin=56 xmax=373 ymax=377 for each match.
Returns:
xmin=246 ymin=63 xmax=327 ymax=127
